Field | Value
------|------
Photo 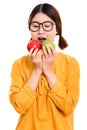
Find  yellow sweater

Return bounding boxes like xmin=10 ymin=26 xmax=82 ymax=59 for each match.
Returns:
xmin=9 ymin=52 xmax=80 ymax=130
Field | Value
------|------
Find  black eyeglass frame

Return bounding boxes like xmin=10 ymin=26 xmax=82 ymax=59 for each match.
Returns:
xmin=29 ymin=21 xmax=56 ymax=32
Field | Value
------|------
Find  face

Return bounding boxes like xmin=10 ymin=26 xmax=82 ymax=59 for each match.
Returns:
xmin=29 ymin=12 xmax=57 ymax=43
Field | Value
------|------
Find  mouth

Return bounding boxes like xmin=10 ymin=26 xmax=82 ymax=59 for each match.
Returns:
xmin=38 ymin=37 xmax=46 ymax=44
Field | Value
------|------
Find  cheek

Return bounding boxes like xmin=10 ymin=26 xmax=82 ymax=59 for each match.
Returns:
xmin=30 ymin=32 xmax=37 ymax=39
xmin=47 ymin=31 xmax=56 ymax=40
xmin=30 ymin=32 xmax=34 ymax=37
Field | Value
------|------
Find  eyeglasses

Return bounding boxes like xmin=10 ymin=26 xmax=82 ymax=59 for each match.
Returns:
xmin=29 ymin=21 xmax=56 ymax=32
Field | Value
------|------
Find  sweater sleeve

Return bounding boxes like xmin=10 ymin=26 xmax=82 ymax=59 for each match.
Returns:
xmin=48 ymin=56 xmax=80 ymax=115
xmin=9 ymin=59 xmax=37 ymax=114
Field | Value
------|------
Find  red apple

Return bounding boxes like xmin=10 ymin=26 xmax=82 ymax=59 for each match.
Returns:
xmin=27 ymin=40 xmax=41 ymax=51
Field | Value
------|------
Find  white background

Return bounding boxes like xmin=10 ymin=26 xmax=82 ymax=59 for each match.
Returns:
xmin=0 ymin=0 xmax=87 ymax=129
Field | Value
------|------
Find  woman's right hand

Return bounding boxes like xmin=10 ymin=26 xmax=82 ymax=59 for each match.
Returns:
xmin=28 ymin=48 xmax=43 ymax=72
xmin=28 ymin=48 xmax=43 ymax=91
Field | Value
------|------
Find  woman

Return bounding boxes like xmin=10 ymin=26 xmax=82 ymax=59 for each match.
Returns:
xmin=9 ymin=3 xmax=80 ymax=130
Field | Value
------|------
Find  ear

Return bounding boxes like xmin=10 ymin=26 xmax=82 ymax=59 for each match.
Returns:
xmin=56 ymin=32 xmax=58 ymax=35
xmin=56 ymin=30 xmax=59 ymax=35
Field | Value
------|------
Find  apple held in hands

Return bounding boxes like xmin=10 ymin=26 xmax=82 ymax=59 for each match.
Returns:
xmin=27 ymin=40 xmax=41 ymax=51
xmin=27 ymin=39 xmax=55 ymax=52
xmin=42 ymin=39 xmax=56 ymax=49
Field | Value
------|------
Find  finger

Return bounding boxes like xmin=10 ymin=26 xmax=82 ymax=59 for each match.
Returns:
xmin=37 ymin=50 xmax=43 ymax=55
xmin=42 ymin=46 xmax=48 ymax=55
xmin=28 ymin=48 xmax=34 ymax=57
xmin=46 ymin=45 xmax=52 ymax=54
xmin=32 ymin=48 xmax=38 ymax=57
xmin=29 ymin=48 xmax=34 ymax=54
xmin=49 ymin=45 xmax=55 ymax=53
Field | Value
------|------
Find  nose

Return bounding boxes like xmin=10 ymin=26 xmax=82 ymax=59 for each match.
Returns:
xmin=38 ymin=24 xmax=44 ymax=32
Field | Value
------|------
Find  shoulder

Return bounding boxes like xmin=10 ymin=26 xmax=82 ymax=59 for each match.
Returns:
xmin=55 ymin=52 xmax=80 ymax=69
xmin=58 ymin=52 xmax=79 ymax=64
xmin=12 ymin=55 xmax=29 ymax=68
xmin=65 ymin=53 xmax=80 ymax=67
xmin=61 ymin=52 xmax=80 ymax=73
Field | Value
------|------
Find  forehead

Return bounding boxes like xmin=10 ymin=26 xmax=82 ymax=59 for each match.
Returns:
xmin=32 ymin=12 xmax=53 ymax=22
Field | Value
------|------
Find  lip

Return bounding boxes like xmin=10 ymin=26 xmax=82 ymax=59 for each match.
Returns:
xmin=38 ymin=37 xmax=46 ymax=44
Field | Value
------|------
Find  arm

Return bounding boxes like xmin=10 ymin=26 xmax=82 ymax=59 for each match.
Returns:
xmin=48 ymin=57 xmax=80 ymax=115
xmin=42 ymin=46 xmax=80 ymax=115
xmin=9 ymin=50 xmax=43 ymax=114
xmin=27 ymin=68 xmax=42 ymax=91
xmin=27 ymin=48 xmax=43 ymax=91
xmin=9 ymin=59 xmax=37 ymax=114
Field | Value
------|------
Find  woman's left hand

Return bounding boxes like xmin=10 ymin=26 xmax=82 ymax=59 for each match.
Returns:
xmin=42 ymin=45 xmax=57 ymax=75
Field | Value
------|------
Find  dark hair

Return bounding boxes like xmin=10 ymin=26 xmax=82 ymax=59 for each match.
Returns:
xmin=28 ymin=3 xmax=68 ymax=49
